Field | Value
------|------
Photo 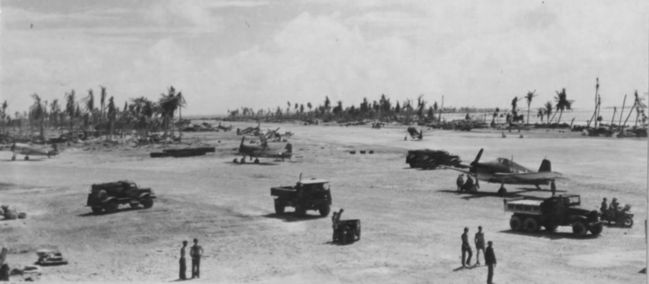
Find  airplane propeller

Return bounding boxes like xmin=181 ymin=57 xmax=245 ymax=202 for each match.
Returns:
xmin=471 ymin=148 xmax=484 ymax=166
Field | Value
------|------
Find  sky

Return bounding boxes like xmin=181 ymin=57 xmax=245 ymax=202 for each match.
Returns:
xmin=1 ymin=0 xmax=648 ymax=116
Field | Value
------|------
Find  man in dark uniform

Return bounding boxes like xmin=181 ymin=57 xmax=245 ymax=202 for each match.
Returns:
xmin=485 ymin=241 xmax=497 ymax=284
xmin=190 ymin=238 xmax=203 ymax=279
xmin=474 ymin=226 xmax=485 ymax=265
xmin=179 ymin=240 xmax=188 ymax=280
xmin=610 ymin=198 xmax=619 ymax=219
xmin=331 ymin=208 xmax=344 ymax=242
xmin=461 ymin=227 xmax=472 ymax=267
xmin=600 ymin=198 xmax=608 ymax=218
xmin=463 ymin=176 xmax=475 ymax=192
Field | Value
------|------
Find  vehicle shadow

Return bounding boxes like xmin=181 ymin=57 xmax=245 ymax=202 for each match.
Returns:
xmin=262 ymin=213 xmax=324 ymax=222
xmin=498 ymin=229 xmax=599 ymax=240
xmin=77 ymin=206 xmax=146 ymax=217
xmin=227 ymin=161 xmax=277 ymax=166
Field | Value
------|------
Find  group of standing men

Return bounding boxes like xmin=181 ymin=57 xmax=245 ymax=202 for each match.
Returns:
xmin=462 ymin=226 xmax=497 ymax=284
xmin=456 ymin=174 xmax=479 ymax=192
xmin=179 ymin=239 xmax=204 ymax=280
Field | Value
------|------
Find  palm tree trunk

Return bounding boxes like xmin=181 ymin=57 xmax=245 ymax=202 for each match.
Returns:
xmin=557 ymin=110 xmax=563 ymax=124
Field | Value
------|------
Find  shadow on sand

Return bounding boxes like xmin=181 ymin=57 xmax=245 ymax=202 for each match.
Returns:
xmin=498 ymin=229 xmax=599 ymax=240
xmin=437 ymin=187 xmax=567 ymax=200
xmin=262 ymin=212 xmax=325 ymax=222
xmin=77 ymin=206 xmax=149 ymax=217
xmin=227 ymin=161 xmax=278 ymax=166
xmin=452 ymin=265 xmax=480 ymax=272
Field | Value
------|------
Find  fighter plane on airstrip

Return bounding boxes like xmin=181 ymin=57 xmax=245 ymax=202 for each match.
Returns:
xmin=234 ymin=136 xmax=292 ymax=164
xmin=7 ymin=143 xmax=58 ymax=161
xmin=450 ymin=148 xmax=562 ymax=195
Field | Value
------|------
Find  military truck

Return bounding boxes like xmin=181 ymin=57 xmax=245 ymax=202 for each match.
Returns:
xmin=86 ymin=181 xmax=156 ymax=214
xmin=504 ymin=195 xmax=602 ymax=236
xmin=270 ymin=178 xmax=332 ymax=217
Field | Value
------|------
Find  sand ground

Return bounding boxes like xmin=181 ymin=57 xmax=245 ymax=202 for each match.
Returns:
xmin=1 ymin=122 xmax=646 ymax=283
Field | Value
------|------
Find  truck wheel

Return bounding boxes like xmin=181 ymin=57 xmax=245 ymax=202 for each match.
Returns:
xmin=623 ymin=216 xmax=633 ymax=228
xmin=91 ymin=206 xmax=103 ymax=214
xmin=545 ymin=224 xmax=558 ymax=232
xmin=572 ymin=221 xmax=588 ymax=236
xmin=274 ymin=201 xmax=285 ymax=214
xmin=319 ymin=205 xmax=330 ymax=217
xmin=141 ymin=198 xmax=154 ymax=209
xmin=589 ymin=223 xmax=603 ymax=235
xmin=523 ymin=217 xmax=539 ymax=232
xmin=509 ymin=215 xmax=522 ymax=231
xmin=104 ymin=202 xmax=118 ymax=213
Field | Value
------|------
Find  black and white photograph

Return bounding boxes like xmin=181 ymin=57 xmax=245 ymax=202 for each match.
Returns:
xmin=0 ymin=0 xmax=647 ymax=283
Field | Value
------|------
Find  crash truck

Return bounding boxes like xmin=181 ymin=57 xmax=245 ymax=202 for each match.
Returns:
xmin=86 ymin=181 xmax=156 ymax=214
xmin=271 ymin=178 xmax=332 ymax=217
xmin=503 ymin=194 xmax=603 ymax=237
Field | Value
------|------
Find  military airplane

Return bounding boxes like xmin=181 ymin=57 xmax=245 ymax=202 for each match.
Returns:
xmin=450 ymin=148 xmax=562 ymax=195
xmin=234 ymin=136 xmax=292 ymax=164
xmin=7 ymin=143 xmax=59 ymax=161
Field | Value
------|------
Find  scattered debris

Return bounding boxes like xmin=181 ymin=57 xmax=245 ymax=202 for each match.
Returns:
xmin=35 ymin=250 xmax=68 ymax=266
xmin=406 ymin=149 xmax=461 ymax=169
xmin=407 ymin=127 xmax=423 ymax=140
xmin=0 ymin=205 xmax=26 ymax=221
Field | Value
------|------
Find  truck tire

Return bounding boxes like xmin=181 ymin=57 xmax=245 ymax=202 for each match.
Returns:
xmin=91 ymin=206 xmax=103 ymax=214
xmin=509 ymin=215 xmax=522 ymax=231
xmin=623 ymin=216 xmax=633 ymax=228
xmin=589 ymin=223 xmax=603 ymax=235
xmin=104 ymin=201 xmax=118 ymax=213
xmin=319 ymin=204 xmax=330 ymax=217
xmin=141 ymin=198 xmax=154 ymax=209
xmin=572 ymin=221 xmax=588 ymax=236
xmin=523 ymin=217 xmax=539 ymax=232
xmin=274 ymin=200 xmax=285 ymax=214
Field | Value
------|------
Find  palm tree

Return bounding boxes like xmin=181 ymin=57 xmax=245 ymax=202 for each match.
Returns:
xmin=537 ymin=108 xmax=545 ymax=124
xmin=544 ymin=101 xmax=553 ymax=124
xmin=30 ymin=94 xmax=46 ymax=141
xmin=66 ymin=90 xmax=76 ymax=134
xmin=158 ymin=86 xmax=183 ymax=138
xmin=85 ymin=89 xmax=95 ymax=128
xmin=525 ymin=90 xmax=536 ymax=125
xmin=554 ymin=88 xmax=573 ymax=124
xmin=99 ymin=86 xmax=106 ymax=123
xmin=107 ymin=96 xmax=116 ymax=139
xmin=176 ymin=91 xmax=186 ymax=141
xmin=1 ymin=100 xmax=7 ymax=134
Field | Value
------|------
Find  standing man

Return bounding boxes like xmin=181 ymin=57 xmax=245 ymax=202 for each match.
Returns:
xmin=474 ymin=226 xmax=485 ymax=265
xmin=190 ymin=238 xmax=204 ymax=279
xmin=332 ymin=208 xmax=344 ymax=242
xmin=179 ymin=240 xmax=188 ymax=280
xmin=600 ymin=198 xmax=608 ymax=217
xmin=456 ymin=174 xmax=464 ymax=192
xmin=461 ymin=227 xmax=472 ymax=267
xmin=485 ymin=241 xmax=497 ymax=284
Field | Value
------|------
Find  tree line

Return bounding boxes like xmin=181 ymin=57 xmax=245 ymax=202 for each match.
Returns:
xmin=0 ymin=86 xmax=185 ymax=142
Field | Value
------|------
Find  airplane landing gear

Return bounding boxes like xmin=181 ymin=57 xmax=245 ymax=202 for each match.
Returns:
xmin=498 ymin=184 xmax=507 ymax=196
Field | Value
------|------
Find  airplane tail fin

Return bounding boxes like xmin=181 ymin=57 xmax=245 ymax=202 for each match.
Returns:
xmin=539 ymin=159 xmax=552 ymax=172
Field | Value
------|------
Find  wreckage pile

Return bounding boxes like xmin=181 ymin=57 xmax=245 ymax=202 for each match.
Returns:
xmin=0 ymin=205 xmax=26 ymax=220
xmin=150 ymin=146 xmax=215 ymax=158
xmin=405 ymin=149 xmax=462 ymax=169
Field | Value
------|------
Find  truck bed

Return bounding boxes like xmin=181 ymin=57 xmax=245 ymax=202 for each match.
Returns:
xmin=270 ymin=186 xmax=296 ymax=197
xmin=503 ymin=198 xmax=543 ymax=215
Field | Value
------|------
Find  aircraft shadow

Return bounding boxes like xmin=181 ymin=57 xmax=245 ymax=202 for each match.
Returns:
xmin=437 ymin=189 xmax=524 ymax=199
xmin=262 ymin=213 xmax=325 ymax=222
xmin=1 ymin=158 xmax=47 ymax=162
xmin=498 ymin=229 xmax=599 ymax=240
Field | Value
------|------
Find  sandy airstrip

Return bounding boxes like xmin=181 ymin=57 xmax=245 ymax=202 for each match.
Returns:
xmin=1 ymin=122 xmax=646 ymax=283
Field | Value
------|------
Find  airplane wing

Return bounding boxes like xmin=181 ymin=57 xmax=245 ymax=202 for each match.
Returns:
xmin=493 ymin=171 xmax=562 ymax=181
